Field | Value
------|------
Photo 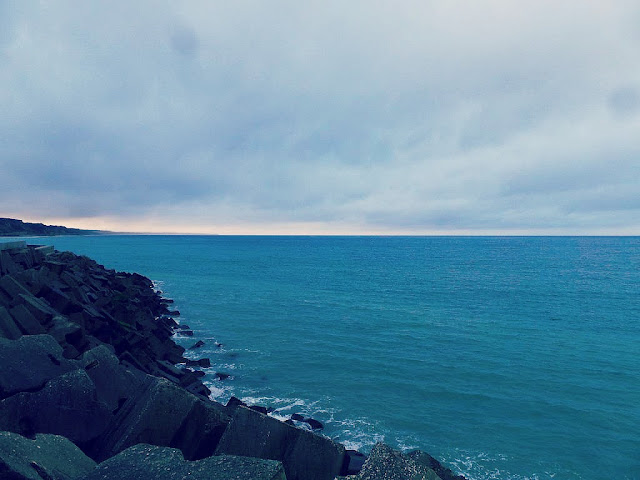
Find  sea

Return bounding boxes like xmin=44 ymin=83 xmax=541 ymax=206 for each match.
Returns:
xmin=17 ymin=235 xmax=640 ymax=480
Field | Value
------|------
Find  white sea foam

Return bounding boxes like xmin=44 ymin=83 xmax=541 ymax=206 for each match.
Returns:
xmin=203 ymin=380 xmax=233 ymax=402
xmin=446 ymin=450 xmax=554 ymax=480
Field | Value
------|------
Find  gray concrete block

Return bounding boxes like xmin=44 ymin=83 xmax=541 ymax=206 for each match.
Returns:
xmin=216 ymin=406 xmax=345 ymax=480
xmin=0 ymin=251 xmax=19 ymax=275
xmin=81 ymin=444 xmax=286 ymax=480
xmin=353 ymin=443 xmax=442 ymax=480
xmin=0 ymin=431 xmax=96 ymax=480
xmin=18 ymin=293 xmax=58 ymax=324
xmin=0 ymin=369 xmax=111 ymax=444
xmin=80 ymin=345 xmax=144 ymax=413
xmin=0 ymin=240 xmax=27 ymax=251
xmin=0 ymin=335 xmax=77 ymax=399
xmin=0 ymin=305 xmax=22 ymax=340
xmin=93 ymin=377 xmax=229 ymax=461
xmin=34 ymin=245 xmax=55 ymax=256
xmin=0 ymin=275 xmax=33 ymax=300
xmin=10 ymin=304 xmax=46 ymax=335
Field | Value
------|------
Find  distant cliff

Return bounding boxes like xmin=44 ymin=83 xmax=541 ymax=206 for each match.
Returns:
xmin=0 ymin=218 xmax=100 ymax=236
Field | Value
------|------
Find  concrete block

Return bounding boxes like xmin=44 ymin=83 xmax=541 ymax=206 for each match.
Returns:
xmin=93 ymin=377 xmax=229 ymax=462
xmin=82 ymin=444 xmax=286 ymax=480
xmin=17 ymin=294 xmax=57 ymax=324
xmin=0 ymin=275 xmax=33 ymax=300
xmin=10 ymin=304 xmax=46 ymax=335
xmin=0 ymin=334 xmax=76 ymax=399
xmin=34 ymin=245 xmax=55 ymax=256
xmin=352 ymin=443 xmax=442 ymax=480
xmin=0 ymin=251 xmax=19 ymax=275
xmin=81 ymin=345 xmax=145 ymax=413
xmin=0 ymin=305 xmax=22 ymax=340
xmin=0 ymin=240 xmax=27 ymax=251
xmin=216 ymin=406 xmax=345 ymax=480
xmin=0 ymin=431 xmax=96 ymax=480
xmin=0 ymin=369 xmax=111 ymax=444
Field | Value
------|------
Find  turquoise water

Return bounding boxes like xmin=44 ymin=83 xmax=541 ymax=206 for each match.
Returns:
xmin=25 ymin=235 xmax=640 ymax=480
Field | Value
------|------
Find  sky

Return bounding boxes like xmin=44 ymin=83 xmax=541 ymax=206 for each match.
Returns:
xmin=1 ymin=1 xmax=639 ymax=235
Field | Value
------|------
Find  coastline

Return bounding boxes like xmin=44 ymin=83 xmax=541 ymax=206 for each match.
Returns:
xmin=0 ymin=240 xmax=465 ymax=480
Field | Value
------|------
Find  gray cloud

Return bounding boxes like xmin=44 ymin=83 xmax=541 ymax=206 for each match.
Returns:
xmin=1 ymin=1 xmax=639 ymax=233
xmin=608 ymin=86 xmax=640 ymax=117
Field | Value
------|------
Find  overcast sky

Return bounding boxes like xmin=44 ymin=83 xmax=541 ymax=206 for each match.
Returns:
xmin=2 ymin=1 xmax=639 ymax=234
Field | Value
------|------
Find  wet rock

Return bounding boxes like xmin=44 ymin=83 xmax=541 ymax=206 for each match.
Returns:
xmin=186 ymin=358 xmax=210 ymax=368
xmin=188 ymin=340 xmax=205 ymax=350
xmin=249 ymin=405 xmax=269 ymax=415
xmin=185 ymin=382 xmax=211 ymax=399
xmin=0 ymin=431 xmax=97 ymax=480
xmin=81 ymin=444 xmax=286 ymax=480
xmin=303 ymin=417 xmax=324 ymax=430
xmin=178 ymin=369 xmax=206 ymax=389
xmin=291 ymin=413 xmax=304 ymax=421
xmin=226 ymin=396 xmax=247 ymax=409
xmin=215 ymin=372 xmax=230 ymax=381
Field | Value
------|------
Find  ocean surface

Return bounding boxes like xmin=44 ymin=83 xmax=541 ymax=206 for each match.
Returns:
xmin=19 ymin=235 xmax=640 ymax=479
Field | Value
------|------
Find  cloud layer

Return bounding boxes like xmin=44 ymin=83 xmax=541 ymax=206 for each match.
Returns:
xmin=2 ymin=1 xmax=639 ymax=233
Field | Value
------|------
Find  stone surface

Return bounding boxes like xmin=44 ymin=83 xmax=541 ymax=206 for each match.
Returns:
xmin=0 ymin=251 xmax=19 ymax=275
xmin=92 ymin=377 xmax=229 ymax=461
xmin=34 ymin=245 xmax=55 ymax=256
xmin=351 ymin=443 xmax=442 ymax=480
xmin=81 ymin=444 xmax=286 ymax=480
xmin=17 ymin=294 xmax=58 ymax=324
xmin=303 ymin=417 xmax=324 ymax=430
xmin=185 ymin=358 xmax=211 ymax=368
xmin=216 ymin=405 xmax=345 ymax=480
xmin=0 ymin=275 xmax=33 ymax=300
xmin=80 ymin=345 xmax=144 ymax=413
xmin=0 ymin=369 xmax=111 ymax=445
xmin=188 ymin=340 xmax=205 ymax=349
xmin=0 ymin=240 xmax=27 ymax=251
xmin=0 ymin=335 xmax=76 ymax=399
xmin=343 ymin=450 xmax=367 ymax=475
xmin=10 ymin=304 xmax=46 ymax=335
xmin=407 ymin=451 xmax=467 ymax=480
xmin=0 ymin=431 xmax=96 ymax=480
xmin=0 ymin=305 xmax=22 ymax=339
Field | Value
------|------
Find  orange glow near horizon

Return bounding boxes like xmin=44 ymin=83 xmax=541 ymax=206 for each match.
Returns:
xmin=11 ymin=215 xmax=640 ymax=237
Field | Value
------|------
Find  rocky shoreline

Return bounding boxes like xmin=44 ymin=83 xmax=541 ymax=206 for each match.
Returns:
xmin=0 ymin=240 xmax=466 ymax=480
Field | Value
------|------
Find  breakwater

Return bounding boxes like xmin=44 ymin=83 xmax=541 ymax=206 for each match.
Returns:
xmin=0 ymin=240 xmax=465 ymax=480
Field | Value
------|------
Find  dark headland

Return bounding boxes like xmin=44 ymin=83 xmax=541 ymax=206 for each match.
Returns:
xmin=0 ymin=238 xmax=467 ymax=480
xmin=0 ymin=218 xmax=102 ymax=237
